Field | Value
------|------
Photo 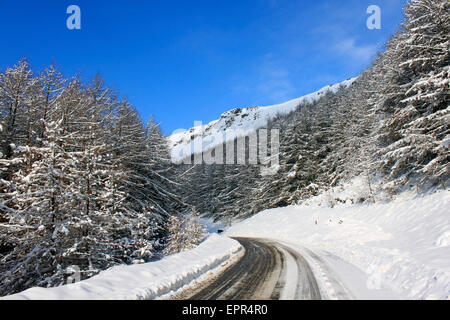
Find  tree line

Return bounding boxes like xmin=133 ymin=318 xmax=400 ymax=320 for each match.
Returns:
xmin=0 ymin=63 xmax=205 ymax=296
xmin=178 ymin=0 xmax=449 ymax=220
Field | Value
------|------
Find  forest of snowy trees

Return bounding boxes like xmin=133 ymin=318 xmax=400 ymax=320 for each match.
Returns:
xmin=0 ymin=0 xmax=448 ymax=297
xmin=0 ymin=62 xmax=208 ymax=295
xmin=177 ymin=0 xmax=449 ymax=220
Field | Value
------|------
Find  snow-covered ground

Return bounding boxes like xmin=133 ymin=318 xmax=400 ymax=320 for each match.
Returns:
xmin=226 ymin=184 xmax=450 ymax=300
xmin=3 ymin=178 xmax=448 ymax=300
xmin=2 ymin=234 xmax=242 ymax=300
xmin=169 ymin=78 xmax=356 ymax=162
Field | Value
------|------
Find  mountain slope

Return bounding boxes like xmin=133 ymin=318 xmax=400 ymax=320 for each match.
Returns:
xmin=168 ymin=78 xmax=356 ymax=162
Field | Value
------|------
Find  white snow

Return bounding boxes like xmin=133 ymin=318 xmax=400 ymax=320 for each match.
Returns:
xmin=3 ymin=176 xmax=447 ymax=300
xmin=435 ymin=231 xmax=450 ymax=247
xmin=226 ymin=186 xmax=450 ymax=300
xmin=1 ymin=234 xmax=242 ymax=300
xmin=277 ymin=246 xmax=299 ymax=300
xmin=168 ymin=78 xmax=356 ymax=162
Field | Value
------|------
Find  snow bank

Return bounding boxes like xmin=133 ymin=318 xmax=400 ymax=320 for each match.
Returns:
xmin=226 ymin=190 xmax=450 ymax=300
xmin=2 ymin=234 xmax=242 ymax=300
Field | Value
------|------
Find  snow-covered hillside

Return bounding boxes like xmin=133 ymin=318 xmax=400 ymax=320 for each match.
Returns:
xmin=168 ymin=78 xmax=356 ymax=162
xmin=226 ymin=182 xmax=450 ymax=300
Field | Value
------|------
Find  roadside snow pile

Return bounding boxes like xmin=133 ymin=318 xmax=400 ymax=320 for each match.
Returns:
xmin=226 ymin=189 xmax=450 ymax=300
xmin=2 ymin=234 xmax=241 ymax=300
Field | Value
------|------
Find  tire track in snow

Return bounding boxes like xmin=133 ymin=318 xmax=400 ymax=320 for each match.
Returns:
xmin=183 ymin=238 xmax=321 ymax=300
xmin=274 ymin=242 xmax=321 ymax=300
xmin=293 ymin=245 xmax=356 ymax=300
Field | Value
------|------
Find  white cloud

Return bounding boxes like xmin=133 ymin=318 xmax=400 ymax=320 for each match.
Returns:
xmin=333 ymin=38 xmax=378 ymax=64
xmin=231 ymin=53 xmax=295 ymax=104
xmin=255 ymin=54 xmax=295 ymax=102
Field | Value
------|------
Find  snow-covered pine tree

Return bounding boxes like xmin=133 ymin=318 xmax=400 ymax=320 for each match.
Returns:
xmin=0 ymin=59 xmax=35 ymax=146
xmin=0 ymin=118 xmax=82 ymax=294
xmin=163 ymin=207 xmax=206 ymax=255
xmin=374 ymin=0 xmax=449 ymax=192
xmin=332 ymin=73 xmax=381 ymax=202
xmin=36 ymin=64 xmax=66 ymax=145
xmin=105 ymin=100 xmax=165 ymax=263
xmin=163 ymin=214 xmax=184 ymax=255
xmin=144 ymin=116 xmax=185 ymax=215
xmin=183 ymin=207 xmax=207 ymax=248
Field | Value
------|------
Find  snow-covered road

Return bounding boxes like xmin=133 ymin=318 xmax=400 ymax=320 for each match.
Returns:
xmin=183 ymin=237 xmax=289 ymax=300
xmin=179 ymin=237 xmax=357 ymax=300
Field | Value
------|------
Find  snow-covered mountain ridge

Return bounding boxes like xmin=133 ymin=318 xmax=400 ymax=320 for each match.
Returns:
xmin=168 ymin=78 xmax=356 ymax=162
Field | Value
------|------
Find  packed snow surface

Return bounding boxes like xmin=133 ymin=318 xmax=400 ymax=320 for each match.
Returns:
xmin=2 ymin=234 xmax=241 ymax=300
xmin=3 ymin=179 xmax=448 ymax=300
xmin=168 ymin=78 xmax=356 ymax=162
xmin=226 ymin=185 xmax=450 ymax=300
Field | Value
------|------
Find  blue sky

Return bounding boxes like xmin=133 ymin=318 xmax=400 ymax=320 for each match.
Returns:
xmin=0 ymin=0 xmax=406 ymax=134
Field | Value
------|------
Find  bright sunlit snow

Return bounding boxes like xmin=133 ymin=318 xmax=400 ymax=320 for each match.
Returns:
xmin=168 ymin=78 xmax=356 ymax=162
xmin=2 ymin=235 xmax=241 ymax=300
xmin=226 ymin=184 xmax=450 ymax=300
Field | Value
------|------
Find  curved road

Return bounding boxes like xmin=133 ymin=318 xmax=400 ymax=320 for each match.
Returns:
xmin=184 ymin=237 xmax=321 ymax=300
